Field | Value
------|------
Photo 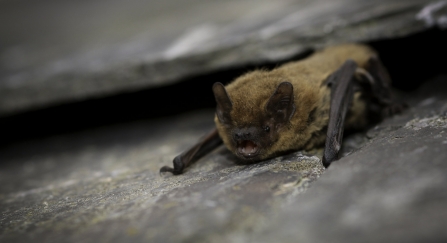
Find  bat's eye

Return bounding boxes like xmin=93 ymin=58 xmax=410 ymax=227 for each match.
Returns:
xmin=264 ymin=126 xmax=270 ymax=132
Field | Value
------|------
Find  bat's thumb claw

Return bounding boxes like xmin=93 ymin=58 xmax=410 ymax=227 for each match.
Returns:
xmin=159 ymin=166 xmax=175 ymax=175
xmin=322 ymin=157 xmax=330 ymax=168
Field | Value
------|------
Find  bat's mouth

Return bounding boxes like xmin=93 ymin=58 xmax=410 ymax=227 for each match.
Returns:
xmin=237 ymin=140 xmax=259 ymax=159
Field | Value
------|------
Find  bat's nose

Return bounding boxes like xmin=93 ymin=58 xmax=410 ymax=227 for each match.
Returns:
xmin=233 ymin=131 xmax=252 ymax=141
xmin=234 ymin=133 xmax=241 ymax=140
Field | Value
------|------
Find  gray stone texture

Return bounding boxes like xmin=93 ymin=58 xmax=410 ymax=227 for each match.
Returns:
xmin=1 ymin=0 xmax=447 ymax=115
xmin=1 ymin=75 xmax=447 ymax=242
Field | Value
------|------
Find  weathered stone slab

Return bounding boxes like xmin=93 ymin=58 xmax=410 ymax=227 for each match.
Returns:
xmin=1 ymin=75 xmax=447 ymax=242
xmin=251 ymin=79 xmax=447 ymax=243
xmin=0 ymin=110 xmax=325 ymax=242
xmin=1 ymin=0 xmax=445 ymax=115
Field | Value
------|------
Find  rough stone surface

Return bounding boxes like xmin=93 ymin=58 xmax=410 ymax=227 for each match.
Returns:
xmin=1 ymin=75 xmax=447 ymax=242
xmin=0 ymin=111 xmax=325 ymax=243
xmin=252 ymin=77 xmax=447 ymax=243
xmin=1 ymin=0 xmax=446 ymax=115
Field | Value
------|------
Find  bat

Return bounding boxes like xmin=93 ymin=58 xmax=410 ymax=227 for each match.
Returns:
xmin=160 ymin=44 xmax=402 ymax=175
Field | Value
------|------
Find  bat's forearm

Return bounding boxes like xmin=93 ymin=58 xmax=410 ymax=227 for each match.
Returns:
xmin=160 ymin=129 xmax=222 ymax=175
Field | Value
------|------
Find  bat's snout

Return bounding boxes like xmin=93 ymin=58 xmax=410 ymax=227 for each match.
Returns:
xmin=237 ymin=140 xmax=259 ymax=158
xmin=232 ymin=127 xmax=264 ymax=159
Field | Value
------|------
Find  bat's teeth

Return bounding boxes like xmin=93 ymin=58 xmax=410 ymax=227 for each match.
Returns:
xmin=239 ymin=140 xmax=258 ymax=157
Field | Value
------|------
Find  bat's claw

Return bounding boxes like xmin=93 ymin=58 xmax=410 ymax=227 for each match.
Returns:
xmin=323 ymin=150 xmax=343 ymax=168
xmin=382 ymin=103 xmax=407 ymax=117
xmin=159 ymin=156 xmax=185 ymax=175
xmin=159 ymin=166 xmax=175 ymax=175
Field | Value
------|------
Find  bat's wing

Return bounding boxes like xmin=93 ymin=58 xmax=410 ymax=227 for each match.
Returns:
xmin=322 ymin=59 xmax=357 ymax=168
xmin=366 ymin=56 xmax=406 ymax=117
xmin=160 ymin=129 xmax=222 ymax=175
xmin=322 ymin=56 xmax=405 ymax=168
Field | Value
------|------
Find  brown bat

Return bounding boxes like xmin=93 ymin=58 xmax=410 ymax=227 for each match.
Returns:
xmin=160 ymin=44 xmax=401 ymax=175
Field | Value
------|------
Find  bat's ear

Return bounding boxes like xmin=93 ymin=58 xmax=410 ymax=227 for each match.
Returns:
xmin=265 ymin=82 xmax=296 ymax=124
xmin=212 ymin=82 xmax=233 ymax=124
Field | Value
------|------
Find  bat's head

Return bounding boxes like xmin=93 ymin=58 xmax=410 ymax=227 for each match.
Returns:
xmin=212 ymin=82 xmax=296 ymax=161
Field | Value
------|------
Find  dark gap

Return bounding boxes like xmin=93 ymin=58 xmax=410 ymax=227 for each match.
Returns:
xmin=0 ymin=28 xmax=446 ymax=148
xmin=0 ymin=50 xmax=313 ymax=147
xmin=368 ymin=28 xmax=447 ymax=91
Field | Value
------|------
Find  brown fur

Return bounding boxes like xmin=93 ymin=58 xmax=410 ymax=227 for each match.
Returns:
xmin=215 ymin=44 xmax=378 ymax=160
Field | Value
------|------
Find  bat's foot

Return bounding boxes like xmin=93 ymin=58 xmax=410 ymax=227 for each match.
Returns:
xmin=382 ymin=103 xmax=407 ymax=117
